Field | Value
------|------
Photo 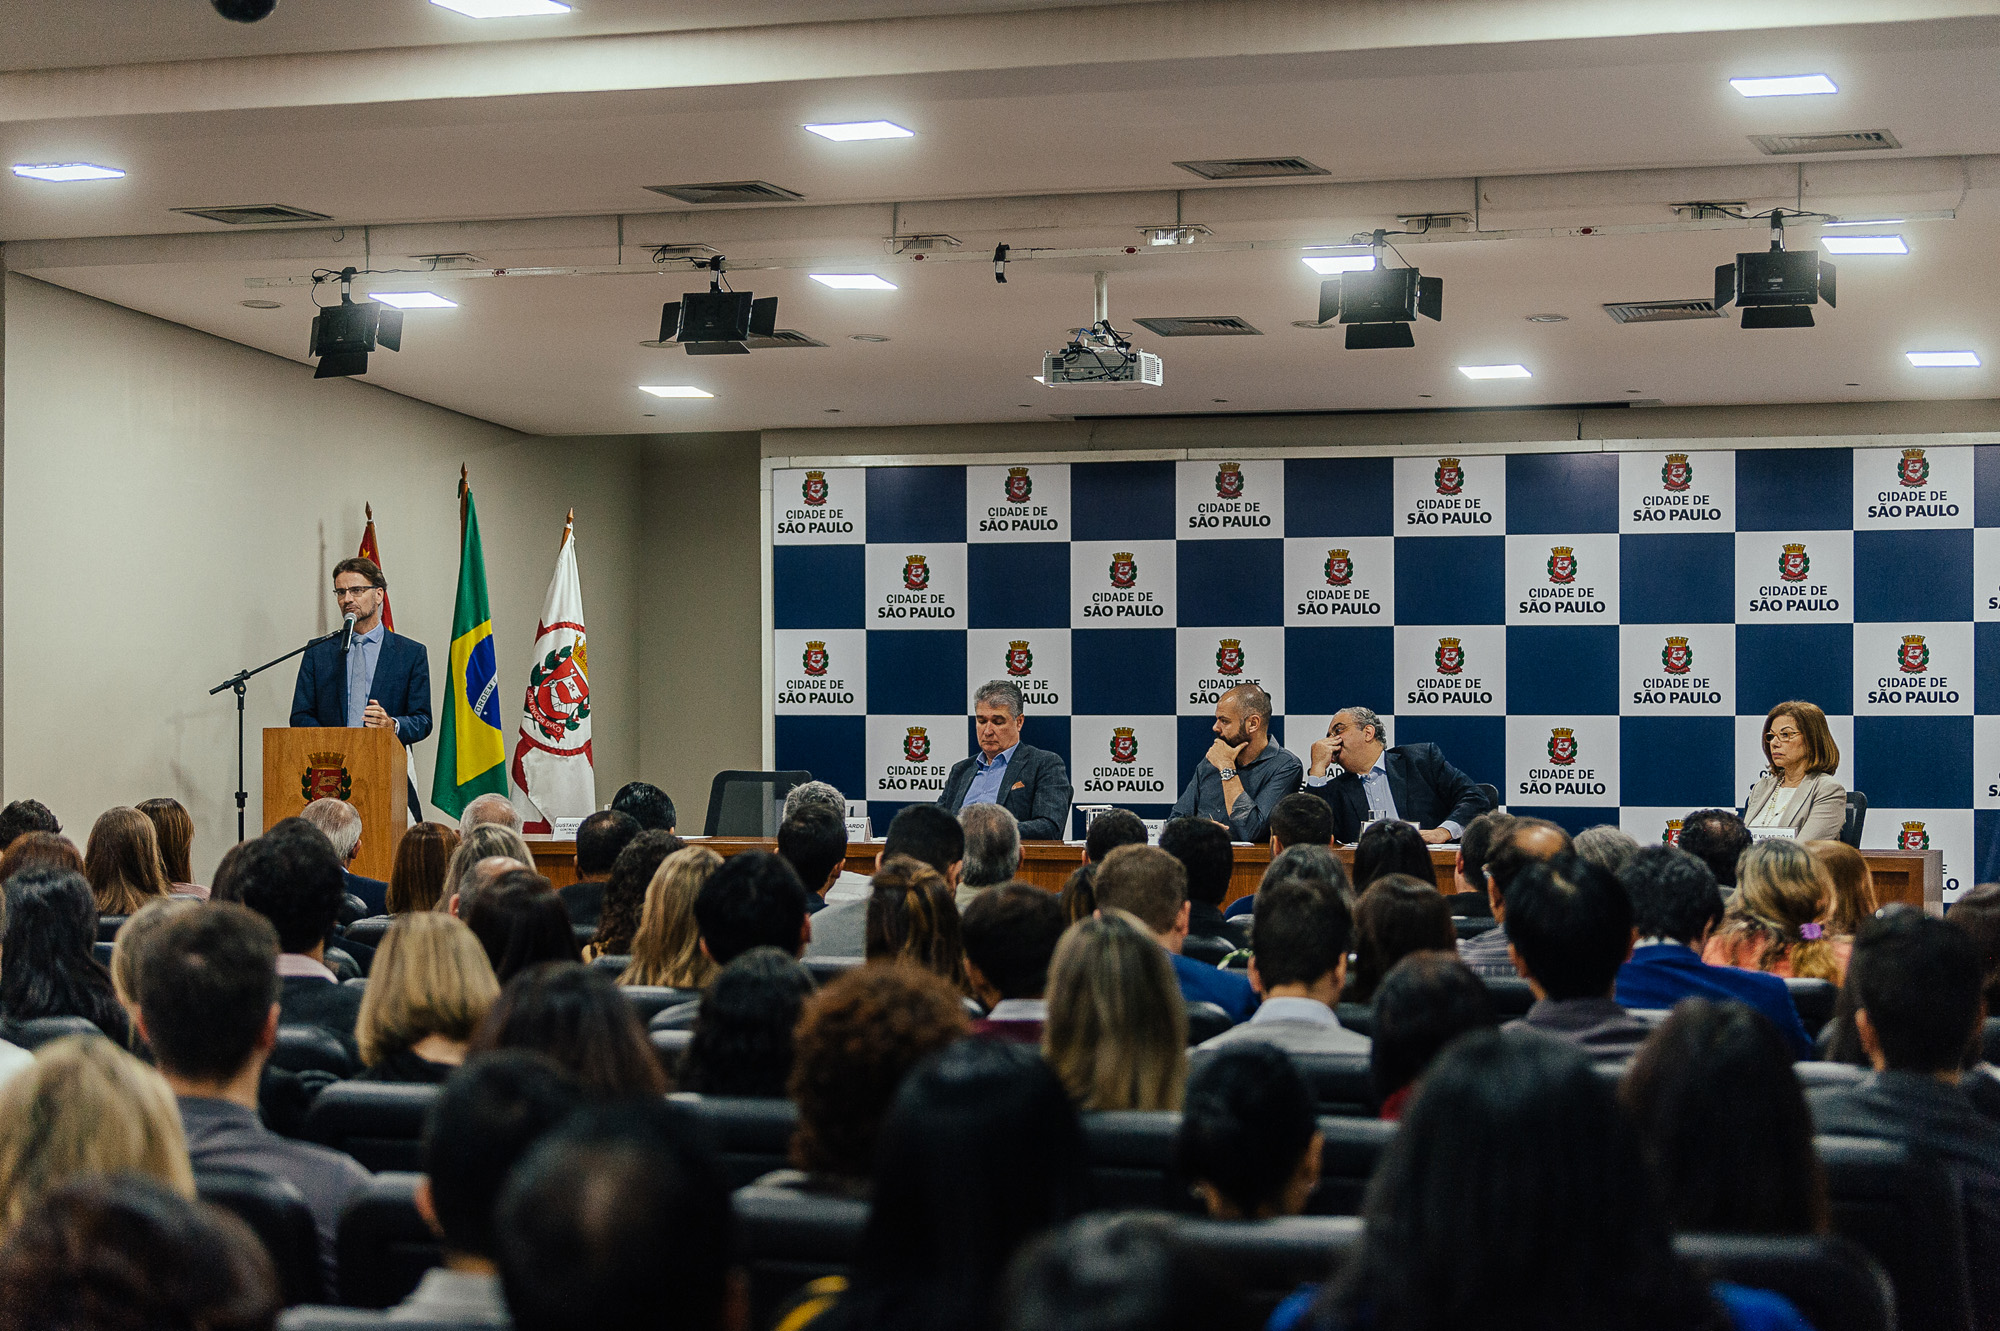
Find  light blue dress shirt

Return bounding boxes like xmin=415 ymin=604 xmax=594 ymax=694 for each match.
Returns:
xmin=344 ymin=622 xmax=384 ymax=728
xmin=962 ymin=742 xmax=1018 ymax=809
xmin=1359 ymin=760 xmax=1400 ymax=822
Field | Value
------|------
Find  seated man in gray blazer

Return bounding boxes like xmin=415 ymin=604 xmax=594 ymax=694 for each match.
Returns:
xmin=1196 ymin=878 xmax=1369 ymax=1055
xmin=934 ymin=680 xmax=1072 ymax=840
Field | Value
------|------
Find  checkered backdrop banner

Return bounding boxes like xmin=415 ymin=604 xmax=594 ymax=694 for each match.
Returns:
xmin=768 ymin=443 xmax=2000 ymax=902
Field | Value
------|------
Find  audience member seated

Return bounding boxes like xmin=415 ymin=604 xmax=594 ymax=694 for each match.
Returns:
xmin=1003 ymin=1214 xmax=1210 ymax=1331
xmin=1175 ymin=1043 xmax=1322 ymax=1220
xmin=438 ymin=821 xmax=536 ymax=918
xmin=1094 ymin=844 xmax=1256 ymax=1023
xmin=958 ymin=803 xmax=1022 ymax=911
xmin=1269 ymin=1029 xmax=1813 ymax=1331
xmin=1574 ymin=823 xmax=1640 ymax=876
xmin=1084 ymin=809 xmax=1148 ymax=864
xmin=1268 ymin=792 xmax=1335 ymax=856
xmin=2 ymin=867 xmax=132 ymax=1045
xmin=559 ymin=809 xmax=640 ymax=930
xmin=231 ymin=822 xmax=364 ymax=1053
xmin=1197 ymin=878 xmax=1366 ymax=1055
xmin=0 ymin=831 xmax=83 ymax=884
xmin=0 ymin=1035 xmax=193 ymax=1232
xmin=620 ymin=846 xmax=722 ymax=988
xmin=1615 ymin=845 xmax=1813 ymax=1057
xmin=610 ymin=781 xmax=677 ymax=834
xmin=584 ymin=830 xmax=683 ymax=961
xmin=457 ymin=792 xmax=524 ymax=838
xmin=1679 ymin=808 xmax=1753 ymax=889
xmin=354 ymin=913 xmax=500 ymax=1084
xmin=107 ymin=895 xmax=200 ymax=1032
xmin=1159 ymin=816 xmax=1235 ymax=941
xmin=465 ymin=872 xmax=581 ymax=983
xmin=679 ymin=948 xmax=816 ymax=1097
xmin=1447 ymin=810 xmax=1512 ymax=917
xmin=766 ymin=962 xmax=969 ymax=1199
xmin=1805 ymin=838 xmax=1879 ymax=935
xmin=1058 ymin=863 xmax=1096 ymax=925
xmin=386 ymin=820 xmax=460 ymax=915
xmin=1621 ymin=1000 xmax=1828 ymax=1235
xmin=83 ymin=806 xmax=175 ymax=916
xmin=791 ymin=1040 xmax=1085 ymax=1331
xmin=1745 ymin=701 xmax=1848 ymax=842
xmin=496 ymin=1105 xmax=731 ymax=1331
xmin=1342 ymin=874 xmax=1455 ymax=1005
xmin=470 ymin=962 xmax=667 ymax=1100
xmin=695 ymin=850 xmax=812 ymax=972
xmin=962 ymin=884 xmax=1065 ymax=1043
xmin=0 ymin=1176 xmax=280 ymax=1331
xmin=1807 ymin=909 xmax=2000 ymax=1328
xmin=1353 ymin=819 xmax=1437 ymax=892
xmin=299 ymin=797 xmax=387 ymax=917
xmin=1703 ymin=839 xmax=1847 ymax=983
xmin=1223 ymin=841 xmax=1354 ymax=922
xmin=1503 ymin=854 xmax=1654 ymax=1063
xmin=1370 ymin=953 xmax=1495 ymax=1119
xmin=1045 ymin=911 xmax=1186 ymax=1112
xmin=0 ymin=799 xmax=60 ymax=853
xmin=1457 ymin=817 xmax=1571 ymax=979
xmin=786 ymin=781 xmax=871 ymax=902
xmin=394 ymin=1051 xmax=583 ymax=1326
xmin=808 ymin=805 xmax=962 ymax=958
xmin=136 ymin=798 xmax=204 ymax=899
xmin=778 ymin=805 xmax=850 ymax=917
xmin=1950 ymin=881 xmax=2000 ymax=1018
xmin=133 ymin=903 xmax=368 ymax=1286
xmin=865 ymin=857 xmax=970 ymax=991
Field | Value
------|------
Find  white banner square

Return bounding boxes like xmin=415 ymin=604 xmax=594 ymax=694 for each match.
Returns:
xmin=772 ymin=467 xmax=866 ymax=545
xmin=1852 ymin=621 xmax=1973 ymax=716
xmin=966 ymin=630 xmax=1072 ymax=716
xmin=1505 ymin=533 xmax=1620 ymax=625
xmin=1618 ymin=624 xmax=1734 ymax=716
xmin=774 ymin=630 xmax=867 ymax=715
xmin=1735 ymin=531 xmax=1852 ymax=622
xmin=1393 ymin=454 xmax=1506 ymax=534
xmin=1506 ymin=715 xmax=1620 ymax=806
xmin=1071 ymin=540 xmax=1176 ymax=624
xmin=864 ymin=544 xmax=966 ymax=626
xmin=966 ymin=463 xmax=1070 ymax=543
xmin=1071 ymin=715 xmax=1180 ymax=805
xmin=1284 ymin=536 xmax=1394 ymax=625
xmin=1394 ymin=625 xmax=1506 ymax=716
xmin=865 ymin=714 xmax=963 ymax=802
xmin=1175 ymin=459 xmax=1284 ymax=540
xmin=1851 ymin=445 xmax=1974 ymax=530
xmin=1618 ymin=450 xmax=1735 ymax=533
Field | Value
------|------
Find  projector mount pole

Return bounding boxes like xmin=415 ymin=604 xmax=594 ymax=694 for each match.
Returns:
xmin=1769 ymin=215 xmax=1786 ymax=252
xmin=336 ymin=266 xmax=357 ymax=304
xmin=1093 ymin=270 xmax=1109 ymax=326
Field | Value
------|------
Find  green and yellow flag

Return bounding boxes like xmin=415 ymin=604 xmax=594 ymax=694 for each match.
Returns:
xmin=432 ymin=476 xmax=508 ymax=818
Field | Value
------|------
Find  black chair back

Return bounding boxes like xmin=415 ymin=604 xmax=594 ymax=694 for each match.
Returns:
xmin=1821 ymin=1133 xmax=1973 ymax=1331
xmin=733 ymin=1186 xmax=869 ymax=1330
xmin=1475 ymin=782 xmax=1500 ymax=811
xmin=336 ymin=893 xmax=369 ymax=928
xmin=92 ymin=941 xmax=114 ymax=966
xmin=335 ymin=1172 xmax=441 ymax=1309
xmin=802 ymin=956 xmax=862 ymax=987
xmin=1220 ymin=917 xmax=1253 ymax=951
xmin=1166 ymin=1215 xmax=1362 ymax=1331
xmin=1333 ymin=1003 xmax=1374 ymax=1038
xmin=1307 ymin=1117 xmax=1397 ymax=1216
xmin=1452 ymin=916 xmax=1492 ymax=941
xmin=1480 ymin=976 xmax=1535 ymax=1018
xmin=623 ymin=984 xmax=704 ymax=1023
xmin=1794 ymin=1061 xmax=1866 ymax=1091
xmin=1784 ymin=977 xmax=1838 ymax=1035
xmin=704 ymin=769 xmax=814 ymax=838
xmin=590 ymin=953 xmax=631 ymax=974
xmin=271 ymin=1024 xmax=357 ymax=1079
xmin=1082 ymin=1111 xmax=1198 ymax=1213
xmin=6 ymin=1015 xmax=105 ymax=1050
xmin=1289 ymin=1052 xmax=1375 ymax=1117
xmin=1186 ymin=1001 xmax=1234 ymax=1045
xmin=96 ymin=915 xmax=128 ymax=942
xmin=663 ymin=1094 xmax=799 ymax=1188
xmin=1675 ymin=1233 xmax=1893 ymax=1331
xmin=341 ymin=916 xmax=393 ymax=951
xmin=1985 ymin=1016 xmax=2000 ymax=1067
xmin=195 ymin=1167 xmax=327 ymax=1306
xmin=1841 ymin=791 xmax=1868 ymax=848
xmin=652 ymin=999 xmax=703 ymax=1032
xmin=323 ymin=946 xmax=362 ymax=983
xmin=302 ymin=1082 xmax=438 ymax=1172
xmin=650 ymin=1027 xmax=694 ymax=1078
xmin=571 ymin=922 xmax=598 ymax=948
xmin=1182 ymin=934 xmax=1235 ymax=967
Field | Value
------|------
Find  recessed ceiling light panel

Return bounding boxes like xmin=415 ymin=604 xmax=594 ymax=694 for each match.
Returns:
xmin=368 ymin=292 xmax=458 ymax=309
xmin=809 ymin=274 xmax=898 ymax=290
xmin=11 ymin=162 xmax=124 ymax=181
xmin=1819 ymin=235 xmax=1907 ymax=255
xmin=1731 ymin=74 xmax=1838 ymax=97
xmin=639 ymin=385 xmax=715 ymax=398
xmin=431 ymin=0 xmax=569 ymax=15
xmin=1303 ymin=254 xmax=1377 ymax=275
xmin=1905 ymin=351 xmax=1981 ymax=368
xmin=804 ymin=121 xmax=914 ymax=142
xmin=1458 ymin=364 xmax=1533 ymax=379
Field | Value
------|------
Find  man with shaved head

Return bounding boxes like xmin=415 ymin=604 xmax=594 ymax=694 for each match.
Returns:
xmin=1171 ymin=683 xmax=1302 ymax=845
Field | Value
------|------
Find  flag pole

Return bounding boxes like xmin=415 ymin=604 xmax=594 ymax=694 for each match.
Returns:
xmin=458 ymin=465 xmax=469 ymax=542
xmin=559 ymin=507 xmax=574 ymax=553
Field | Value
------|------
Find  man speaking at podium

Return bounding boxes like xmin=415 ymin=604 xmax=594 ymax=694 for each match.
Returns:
xmin=935 ymin=680 xmax=1072 ymax=839
xmin=290 ymin=558 xmax=432 ymax=819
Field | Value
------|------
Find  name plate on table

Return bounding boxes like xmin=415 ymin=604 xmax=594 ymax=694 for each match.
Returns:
xmin=552 ymin=816 xmax=585 ymax=839
xmin=845 ymin=817 xmax=873 ymax=842
xmin=1144 ymin=819 xmax=1164 ymax=845
xmin=1750 ymin=827 xmax=1798 ymax=842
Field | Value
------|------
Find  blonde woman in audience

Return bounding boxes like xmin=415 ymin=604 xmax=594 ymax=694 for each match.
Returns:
xmin=621 ymin=846 xmax=722 ymax=988
xmin=1043 ymin=910 xmax=1187 ymax=1111
xmin=0 ymin=1035 xmax=193 ymax=1234
xmin=108 ymin=896 xmax=201 ymax=1021
xmin=135 ymin=799 xmax=205 ymax=898
xmin=1805 ymin=839 xmax=1879 ymax=937
xmin=82 ymin=807 xmax=174 ymax=916
xmin=1702 ymin=838 xmax=1848 ymax=982
xmin=354 ymin=914 xmax=501 ymax=1084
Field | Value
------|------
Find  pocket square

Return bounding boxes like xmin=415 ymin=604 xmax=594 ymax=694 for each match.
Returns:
xmin=1011 ymin=781 xmax=1026 ymax=790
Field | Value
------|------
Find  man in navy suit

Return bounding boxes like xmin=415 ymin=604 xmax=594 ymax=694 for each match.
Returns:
xmin=290 ymin=557 xmax=432 ymax=820
xmin=934 ymin=680 xmax=1072 ymax=840
xmin=1303 ymin=706 xmax=1489 ymax=845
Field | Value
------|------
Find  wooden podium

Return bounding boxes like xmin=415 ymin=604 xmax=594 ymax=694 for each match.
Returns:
xmin=263 ymin=727 xmax=407 ymax=882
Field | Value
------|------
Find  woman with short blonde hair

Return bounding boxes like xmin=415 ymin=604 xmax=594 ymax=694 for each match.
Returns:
xmin=354 ymin=914 xmax=500 ymax=1083
xmin=83 ymin=808 xmax=173 ymax=917
xmin=1703 ymin=838 xmax=1847 ymax=982
xmin=1743 ymin=700 xmax=1847 ymax=842
xmin=1043 ymin=910 xmax=1187 ymax=1112
xmin=1805 ymin=839 xmax=1879 ymax=936
xmin=621 ymin=846 xmax=722 ymax=988
xmin=0 ymin=1035 xmax=193 ymax=1233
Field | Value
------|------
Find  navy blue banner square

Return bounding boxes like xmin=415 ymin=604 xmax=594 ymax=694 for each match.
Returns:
xmin=1395 ymin=536 xmax=1504 ymax=625
xmin=1508 ymin=453 xmax=1618 ymax=534
xmin=1285 ymin=457 xmax=1394 ymax=537
xmin=773 ymin=545 xmax=864 ymax=630
xmin=867 ymin=630 xmax=968 ymax=715
xmin=1619 ymin=533 xmax=1736 ymax=624
xmin=1179 ymin=539 xmax=1284 ymax=626
xmin=967 ymin=543 xmax=1070 ymax=629
xmin=1736 ymin=448 xmax=1852 ymax=531
xmin=1736 ymin=624 xmax=1853 ymax=717
xmin=1977 ymin=446 xmax=2000 ymax=528
xmin=1507 ymin=626 xmax=1620 ymax=715
xmin=1854 ymin=529 xmax=1973 ymax=622
xmin=775 ymin=715 xmax=865 ymax=804
xmin=1976 ymin=623 xmax=2000 ymax=714
xmin=866 ymin=466 xmax=965 ymax=544
xmin=1072 ymin=628 xmax=1174 ymax=714
xmin=1287 ymin=626 xmax=1393 ymax=717
xmin=1393 ymin=716 xmax=1505 ymax=799
xmin=1620 ymin=717 xmax=1737 ymax=808
xmin=1854 ymin=715 xmax=1971 ymax=808
xmin=1073 ymin=461 xmax=1176 ymax=541
xmin=1979 ymin=811 xmax=2000 ymax=883
xmin=1506 ymin=806 xmax=1620 ymax=838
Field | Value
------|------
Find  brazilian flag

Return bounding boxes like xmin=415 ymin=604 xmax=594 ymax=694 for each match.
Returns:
xmin=432 ymin=483 xmax=508 ymax=818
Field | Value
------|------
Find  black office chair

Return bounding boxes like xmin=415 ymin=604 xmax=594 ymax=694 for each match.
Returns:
xmin=1840 ymin=791 xmax=1868 ymax=848
xmin=1984 ymin=1015 xmax=2000 ymax=1067
xmin=1475 ymin=782 xmax=1500 ymax=812
xmin=335 ymin=1172 xmax=441 ymax=1309
xmin=1333 ymin=1003 xmax=1374 ymax=1038
xmin=341 ymin=916 xmax=393 ymax=951
xmin=323 ymin=946 xmax=362 ymax=983
xmin=589 ymin=953 xmax=631 ymax=974
xmin=1081 ymin=1111 xmax=1198 ymax=1213
xmin=651 ymin=1000 xmax=702 ymax=1032
xmin=1676 ymin=1233 xmax=1893 ymax=1331
xmin=703 ymin=769 xmax=814 ymax=838
xmin=803 ymin=957 xmax=862 ymax=987
xmin=1166 ymin=1215 xmax=1362 ymax=1331
xmin=270 ymin=1025 xmax=356 ymax=1079
xmin=195 ymin=1167 xmax=327 ymax=1307
xmin=92 ymin=941 xmax=114 ymax=966
xmin=1285 ymin=1051 xmax=1376 ymax=1117
xmin=1181 ymin=934 xmax=1235 ymax=967
xmin=302 ymin=1083 xmax=438 ymax=1172
xmin=732 ymin=1186 xmax=869 ymax=1330
xmin=96 ymin=914 xmax=128 ymax=943
xmin=650 ymin=1027 xmax=694 ymax=1078
xmin=623 ymin=985 xmax=704 ymax=1024
xmin=571 ymin=922 xmax=598 ymax=948
xmin=1794 ymin=1061 xmax=1866 ymax=1091
xmin=1185 ymin=1001 xmax=1234 ymax=1045
xmin=1306 ymin=1117 xmax=1398 ymax=1216
xmin=1220 ymin=916 xmax=1253 ymax=950
xmin=1784 ymin=977 xmax=1839 ymax=1036
xmin=1821 ymin=1133 xmax=1974 ymax=1331
xmin=1480 ymin=975 xmax=1536 ymax=1019
xmin=662 ymin=1094 xmax=799 ymax=1188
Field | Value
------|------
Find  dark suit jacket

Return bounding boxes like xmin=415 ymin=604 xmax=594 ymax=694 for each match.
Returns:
xmin=935 ymin=742 xmax=1072 ymax=840
xmin=1308 ymin=742 xmax=1490 ymax=844
xmin=342 ymin=870 xmax=387 ymax=918
xmin=278 ymin=975 xmax=366 ymax=1061
xmin=289 ymin=630 xmax=433 ymax=746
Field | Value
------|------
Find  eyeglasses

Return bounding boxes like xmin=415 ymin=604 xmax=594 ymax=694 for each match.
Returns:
xmin=1768 ymin=729 xmax=1803 ymax=742
xmin=333 ymin=586 xmax=378 ymax=599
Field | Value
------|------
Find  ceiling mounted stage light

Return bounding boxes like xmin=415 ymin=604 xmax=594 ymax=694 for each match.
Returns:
xmin=1730 ymin=74 xmax=1837 ymax=97
xmin=804 ymin=121 xmax=914 ymax=141
xmin=1906 ymin=351 xmax=1981 ymax=368
xmin=651 ymin=256 xmax=778 ymax=355
xmin=11 ymin=162 xmax=124 ymax=181
xmin=1313 ymin=230 xmax=1442 ymax=349
xmin=809 ymin=274 xmax=898 ymax=290
xmin=1713 ymin=215 xmax=1834 ymax=329
xmin=1819 ymin=235 xmax=1907 ymax=255
xmin=367 ymin=291 xmax=458 ymax=308
xmin=308 ymin=268 xmax=402 ymax=380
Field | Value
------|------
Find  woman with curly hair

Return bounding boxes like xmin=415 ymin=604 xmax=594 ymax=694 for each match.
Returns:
xmin=865 ymin=856 xmax=970 ymax=993
xmin=584 ymin=830 xmax=683 ymax=961
xmin=1702 ymin=839 xmax=1847 ymax=983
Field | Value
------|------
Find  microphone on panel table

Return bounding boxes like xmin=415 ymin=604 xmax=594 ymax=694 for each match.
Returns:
xmin=340 ymin=612 xmax=357 ymax=654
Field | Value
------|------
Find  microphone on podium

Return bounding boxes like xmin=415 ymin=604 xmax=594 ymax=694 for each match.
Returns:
xmin=340 ymin=612 xmax=357 ymax=653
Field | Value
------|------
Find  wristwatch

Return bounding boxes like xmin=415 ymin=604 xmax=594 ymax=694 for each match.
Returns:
xmin=1217 ymin=768 xmax=1237 ymax=780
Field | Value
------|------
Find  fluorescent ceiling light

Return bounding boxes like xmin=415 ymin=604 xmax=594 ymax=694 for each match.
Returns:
xmin=1823 ymin=217 xmax=1904 ymax=227
xmin=1458 ymin=364 xmax=1532 ymax=380
xmin=1905 ymin=351 xmax=1981 ymax=368
xmin=1730 ymin=74 xmax=1838 ymax=97
xmin=804 ymin=121 xmax=914 ymax=142
xmin=430 ymin=0 xmax=569 ymax=15
xmin=1819 ymin=235 xmax=1907 ymax=255
xmin=1302 ymin=254 xmax=1377 ymax=275
xmin=368 ymin=292 xmax=457 ymax=309
xmin=809 ymin=274 xmax=898 ymax=290
xmin=11 ymin=162 xmax=124 ymax=181
xmin=639 ymin=385 xmax=715 ymax=398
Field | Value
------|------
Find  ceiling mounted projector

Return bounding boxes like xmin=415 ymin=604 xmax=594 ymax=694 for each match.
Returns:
xmin=1316 ymin=231 xmax=1442 ymax=349
xmin=652 ymin=257 xmax=778 ymax=355
xmin=1041 ymin=272 xmax=1164 ymax=389
xmin=308 ymin=268 xmax=402 ymax=379
xmin=1715 ymin=216 xmax=1835 ymax=328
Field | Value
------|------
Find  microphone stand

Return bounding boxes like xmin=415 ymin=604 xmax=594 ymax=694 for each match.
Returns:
xmin=210 ymin=629 xmax=344 ymax=843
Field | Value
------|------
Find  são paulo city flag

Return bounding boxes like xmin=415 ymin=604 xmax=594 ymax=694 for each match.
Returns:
xmin=510 ymin=518 xmax=594 ymax=833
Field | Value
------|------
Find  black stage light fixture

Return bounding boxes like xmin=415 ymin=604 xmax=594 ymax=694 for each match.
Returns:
xmin=214 ymin=0 xmax=278 ymax=21
xmin=308 ymin=268 xmax=402 ymax=380
xmin=656 ymin=256 xmax=777 ymax=355
xmin=1715 ymin=215 xmax=1835 ymax=329
xmin=1315 ymin=231 xmax=1443 ymax=349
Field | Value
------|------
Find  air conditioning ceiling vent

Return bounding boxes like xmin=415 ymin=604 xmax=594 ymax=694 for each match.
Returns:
xmin=1748 ymin=129 xmax=1901 ymax=155
xmin=173 ymin=203 xmax=332 ymax=225
xmin=1602 ymin=299 xmax=1725 ymax=324
xmin=1132 ymin=315 xmax=1263 ymax=337
xmin=1173 ymin=157 xmax=1329 ymax=181
xmin=644 ymin=180 xmax=805 ymax=204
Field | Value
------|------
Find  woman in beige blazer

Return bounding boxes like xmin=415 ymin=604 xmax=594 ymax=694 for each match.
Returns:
xmin=1742 ymin=700 xmax=1847 ymax=843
